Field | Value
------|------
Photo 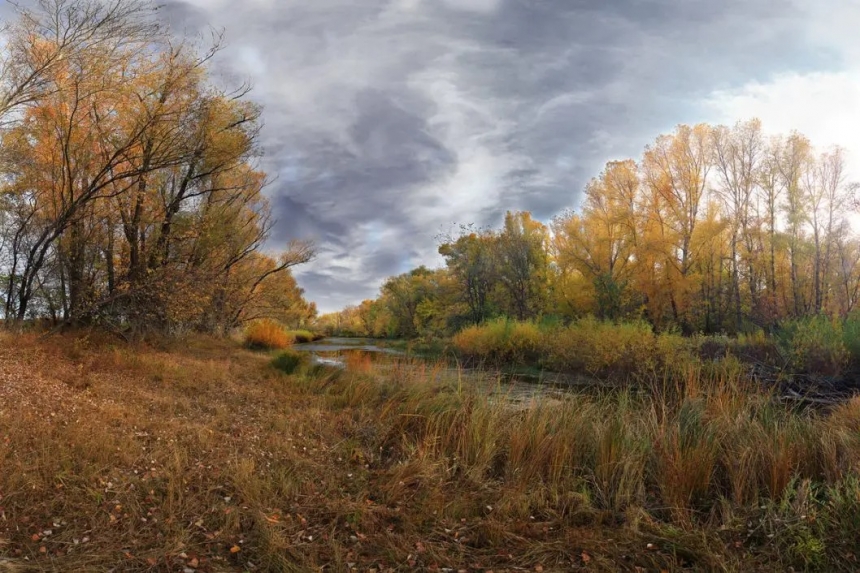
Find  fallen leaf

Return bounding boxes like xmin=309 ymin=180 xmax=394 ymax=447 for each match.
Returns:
xmin=581 ymin=551 xmax=591 ymax=563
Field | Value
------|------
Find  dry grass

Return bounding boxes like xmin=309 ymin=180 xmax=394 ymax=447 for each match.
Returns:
xmin=0 ymin=332 xmax=860 ymax=571
xmin=244 ymin=320 xmax=293 ymax=350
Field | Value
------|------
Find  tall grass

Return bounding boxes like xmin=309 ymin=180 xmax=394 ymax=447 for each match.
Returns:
xmin=290 ymin=352 xmax=860 ymax=569
xmin=244 ymin=319 xmax=293 ymax=350
xmin=6 ymin=330 xmax=860 ymax=571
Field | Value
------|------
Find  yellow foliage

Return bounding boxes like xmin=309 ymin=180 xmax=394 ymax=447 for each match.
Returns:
xmin=454 ymin=318 xmax=692 ymax=381
xmin=453 ymin=318 xmax=542 ymax=365
xmin=244 ymin=319 xmax=293 ymax=350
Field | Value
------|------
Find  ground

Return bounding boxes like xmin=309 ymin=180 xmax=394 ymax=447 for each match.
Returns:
xmin=0 ymin=331 xmax=853 ymax=572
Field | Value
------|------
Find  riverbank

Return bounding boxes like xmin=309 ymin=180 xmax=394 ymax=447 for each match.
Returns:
xmin=2 ymin=331 xmax=860 ymax=571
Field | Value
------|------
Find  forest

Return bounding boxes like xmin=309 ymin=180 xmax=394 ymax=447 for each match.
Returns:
xmin=0 ymin=0 xmax=316 ymax=336
xmin=321 ymin=120 xmax=860 ymax=341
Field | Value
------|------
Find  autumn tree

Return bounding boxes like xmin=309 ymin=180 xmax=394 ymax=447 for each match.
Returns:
xmin=0 ymin=0 xmax=315 ymax=334
xmin=711 ymin=119 xmax=764 ymax=331
xmin=438 ymin=225 xmax=497 ymax=326
xmin=552 ymin=160 xmax=639 ymax=319
xmin=494 ymin=211 xmax=549 ymax=321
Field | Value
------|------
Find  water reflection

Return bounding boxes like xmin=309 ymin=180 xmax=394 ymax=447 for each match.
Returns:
xmin=293 ymin=338 xmax=584 ymax=404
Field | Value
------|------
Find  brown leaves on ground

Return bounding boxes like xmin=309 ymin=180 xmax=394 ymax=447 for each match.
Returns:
xmin=0 ymin=331 xmax=802 ymax=572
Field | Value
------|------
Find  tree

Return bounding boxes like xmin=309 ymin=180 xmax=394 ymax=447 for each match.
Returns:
xmin=641 ymin=125 xmax=713 ymax=330
xmin=494 ymin=211 xmax=549 ymax=321
xmin=552 ymin=160 xmax=639 ymax=319
xmin=711 ymin=119 xmax=764 ymax=331
xmin=438 ymin=226 xmax=497 ymax=325
xmin=0 ymin=0 xmax=315 ymax=334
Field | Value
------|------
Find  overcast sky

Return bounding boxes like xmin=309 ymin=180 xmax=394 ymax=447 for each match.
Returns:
xmin=155 ymin=0 xmax=860 ymax=313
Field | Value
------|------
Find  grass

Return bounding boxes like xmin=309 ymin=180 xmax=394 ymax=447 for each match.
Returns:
xmin=244 ymin=319 xmax=293 ymax=350
xmin=1 ymin=331 xmax=860 ymax=571
xmin=286 ymin=330 xmax=324 ymax=344
xmin=271 ymin=349 xmax=310 ymax=375
xmin=452 ymin=315 xmax=860 ymax=385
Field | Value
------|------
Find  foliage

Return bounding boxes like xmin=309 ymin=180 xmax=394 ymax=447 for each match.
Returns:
xmin=271 ymin=349 xmax=309 ymax=374
xmin=452 ymin=318 xmax=543 ymax=365
xmin=0 ymin=0 xmax=314 ymax=334
xmin=286 ymin=329 xmax=321 ymax=344
xmin=453 ymin=317 xmax=687 ymax=381
xmin=778 ymin=316 xmax=850 ymax=376
xmin=244 ymin=319 xmax=293 ymax=350
xmin=543 ymin=318 xmax=681 ymax=380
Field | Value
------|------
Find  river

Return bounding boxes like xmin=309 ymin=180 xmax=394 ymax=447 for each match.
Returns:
xmin=292 ymin=337 xmax=595 ymax=403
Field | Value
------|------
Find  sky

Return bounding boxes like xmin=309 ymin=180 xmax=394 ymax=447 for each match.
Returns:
xmin=142 ymin=1 xmax=860 ymax=311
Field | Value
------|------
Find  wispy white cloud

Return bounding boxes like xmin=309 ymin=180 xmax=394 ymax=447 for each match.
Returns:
xmin=706 ymin=70 xmax=860 ymax=179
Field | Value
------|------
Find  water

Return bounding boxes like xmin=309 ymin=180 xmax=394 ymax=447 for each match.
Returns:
xmin=292 ymin=337 xmax=590 ymax=403
xmin=293 ymin=337 xmax=405 ymax=356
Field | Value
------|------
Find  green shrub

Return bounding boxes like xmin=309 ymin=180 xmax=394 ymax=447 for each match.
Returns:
xmin=842 ymin=315 xmax=860 ymax=371
xmin=271 ymin=349 xmax=308 ymax=374
xmin=287 ymin=329 xmax=320 ymax=344
xmin=778 ymin=316 xmax=849 ymax=377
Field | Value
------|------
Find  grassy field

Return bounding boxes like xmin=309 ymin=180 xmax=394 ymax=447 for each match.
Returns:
xmin=1 ymin=332 xmax=860 ymax=572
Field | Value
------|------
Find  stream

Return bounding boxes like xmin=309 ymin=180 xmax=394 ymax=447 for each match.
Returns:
xmin=292 ymin=337 xmax=588 ymax=404
xmin=294 ymin=338 xmax=858 ymax=409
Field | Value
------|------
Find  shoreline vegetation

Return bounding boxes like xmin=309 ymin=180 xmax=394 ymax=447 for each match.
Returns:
xmin=1 ymin=329 xmax=859 ymax=571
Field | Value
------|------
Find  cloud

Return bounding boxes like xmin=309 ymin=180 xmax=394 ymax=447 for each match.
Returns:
xmin=150 ymin=0 xmax=851 ymax=312
xmin=439 ymin=0 xmax=502 ymax=13
xmin=705 ymin=71 xmax=860 ymax=179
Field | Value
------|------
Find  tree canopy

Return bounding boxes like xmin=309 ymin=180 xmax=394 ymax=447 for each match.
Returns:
xmin=0 ymin=0 xmax=315 ymax=335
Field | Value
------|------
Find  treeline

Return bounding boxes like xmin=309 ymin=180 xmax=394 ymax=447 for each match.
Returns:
xmin=320 ymin=120 xmax=860 ymax=338
xmin=0 ymin=0 xmax=315 ymax=334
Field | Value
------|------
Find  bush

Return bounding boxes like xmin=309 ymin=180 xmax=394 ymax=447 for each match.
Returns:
xmin=287 ymin=330 xmax=319 ymax=344
xmin=453 ymin=317 xmax=693 ymax=381
xmin=452 ymin=318 xmax=542 ymax=366
xmin=244 ymin=319 xmax=293 ymax=350
xmin=543 ymin=318 xmax=685 ymax=380
xmin=778 ymin=316 xmax=849 ymax=377
xmin=271 ymin=349 xmax=308 ymax=374
xmin=842 ymin=315 xmax=860 ymax=371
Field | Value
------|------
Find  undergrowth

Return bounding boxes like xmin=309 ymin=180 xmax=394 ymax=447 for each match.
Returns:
xmin=1 ymin=331 xmax=860 ymax=571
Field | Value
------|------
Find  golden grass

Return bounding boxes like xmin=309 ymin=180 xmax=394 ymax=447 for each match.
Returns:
xmin=243 ymin=319 xmax=293 ymax=350
xmin=0 ymin=331 xmax=859 ymax=571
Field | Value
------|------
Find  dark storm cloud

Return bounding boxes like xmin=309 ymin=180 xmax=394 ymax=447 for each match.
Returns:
xmin=157 ymin=0 xmax=824 ymax=312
